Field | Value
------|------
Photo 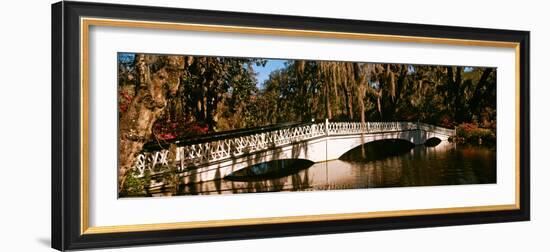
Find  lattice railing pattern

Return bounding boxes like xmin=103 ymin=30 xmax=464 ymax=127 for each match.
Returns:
xmin=326 ymin=121 xmax=417 ymax=135
xmin=132 ymin=121 xmax=454 ymax=176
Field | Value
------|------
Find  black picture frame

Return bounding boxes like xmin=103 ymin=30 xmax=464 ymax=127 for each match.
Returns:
xmin=52 ymin=1 xmax=530 ymax=251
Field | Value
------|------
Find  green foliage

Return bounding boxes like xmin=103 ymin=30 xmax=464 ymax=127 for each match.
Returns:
xmin=118 ymin=54 xmax=497 ymax=139
xmin=119 ymin=169 xmax=150 ymax=197
xmin=251 ymin=62 xmax=496 ymax=129
xmin=455 ymin=123 xmax=496 ymax=145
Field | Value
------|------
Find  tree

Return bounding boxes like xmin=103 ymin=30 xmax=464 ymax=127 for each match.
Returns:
xmin=118 ymin=54 xmax=188 ymax=192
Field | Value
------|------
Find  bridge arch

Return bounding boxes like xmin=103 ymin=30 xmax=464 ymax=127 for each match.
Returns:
xmin=338 ymin=138 xmax=415 ymax=161
xmin=325 ymin=129 xmax=424 ymax=160
xmin=425 ymin=137 xmax=443 ymax=147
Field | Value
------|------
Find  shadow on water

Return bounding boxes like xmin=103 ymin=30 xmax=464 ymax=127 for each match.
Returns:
xmin=225 ymin=159 xmax=314 ymax=182
xmin=339 ymin=139 xmax=415 ymax=163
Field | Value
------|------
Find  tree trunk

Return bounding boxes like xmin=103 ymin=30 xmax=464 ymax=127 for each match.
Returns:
xmin=118 ymin=54 xmax=186 ymax=193
xmin=324 ymin=80 xmax=332 ymax=120
xmin=453 ymin=66 xmax=463 ymax=123
xmin=342 ymin=80 xmax=354 ymax=120
xmin=466 ymin=68 xmax=494 ymax=121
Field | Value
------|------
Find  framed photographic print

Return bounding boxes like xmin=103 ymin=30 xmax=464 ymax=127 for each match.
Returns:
xmin=51 ymin=1 xmax=530 ymax=250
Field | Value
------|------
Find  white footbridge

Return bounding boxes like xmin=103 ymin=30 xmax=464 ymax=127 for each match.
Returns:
xmin=133 ymin=121 xmax=455 ymax=184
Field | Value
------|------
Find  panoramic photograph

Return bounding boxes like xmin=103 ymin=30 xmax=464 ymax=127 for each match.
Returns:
xmin=117 ymin=53 xmax=497 ymax=198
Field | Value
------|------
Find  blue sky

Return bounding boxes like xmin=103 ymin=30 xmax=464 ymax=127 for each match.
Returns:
xmin=118 ymin=52 xmax=135 ymax=64
xmin=252 ymin=59 xmax=287 ymax=87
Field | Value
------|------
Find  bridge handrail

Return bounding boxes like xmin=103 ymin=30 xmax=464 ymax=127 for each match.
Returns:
xmin=326 ymin=121 xmax=418 ymax=135
xmin=133 ymin=122 xmax=328 ymax=176
xmin=416 ymin=122 xmax=455 ymax=136
xmin=142 ymin=121 xmax=313 ymax=152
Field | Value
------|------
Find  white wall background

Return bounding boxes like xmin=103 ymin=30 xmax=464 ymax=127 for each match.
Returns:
xmin=0 ymin=0 xmax=547 ymax=251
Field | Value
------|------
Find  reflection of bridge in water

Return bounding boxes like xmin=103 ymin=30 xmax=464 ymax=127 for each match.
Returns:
xmin=134 ymin=121 xmax=455 ymax=184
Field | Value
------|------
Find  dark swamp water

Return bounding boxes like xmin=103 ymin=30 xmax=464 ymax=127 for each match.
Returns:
xmin=174 ymin=140 xmax=496 ymax=196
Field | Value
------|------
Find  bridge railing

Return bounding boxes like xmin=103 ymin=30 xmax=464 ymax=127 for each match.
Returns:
xmin=177 ymin=122 xmax=326 ymax=166
xmin=326 ymin=121 xmax=418 ymax=135
xmin=133 ymin=122 xmax=327 ymax=176
xmin=416 ymin=122 xmax=456 ymax=136
xmin=132 ymin=121 xmax=455 ymax=176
